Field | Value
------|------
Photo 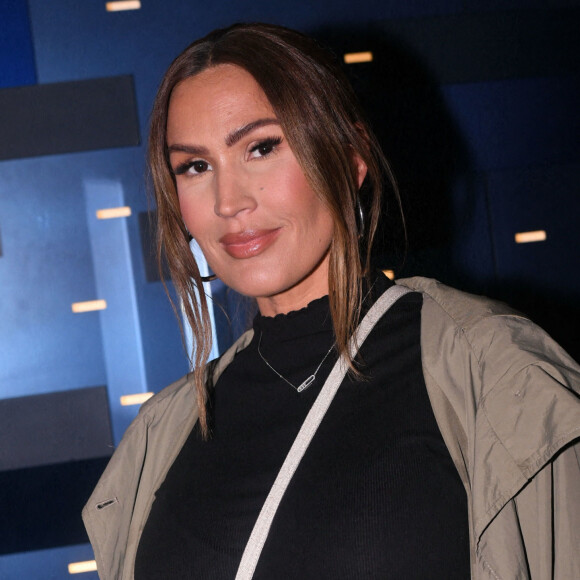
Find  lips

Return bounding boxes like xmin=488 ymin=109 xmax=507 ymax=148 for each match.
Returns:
xmin=219 ymin=228 xmax=281 ymax=259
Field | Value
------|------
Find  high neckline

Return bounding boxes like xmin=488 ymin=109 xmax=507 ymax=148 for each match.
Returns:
xmin=251 ymin=271 xmax=394 ymax=344
xmin=253 ymin=294 xmax=333 ymax=343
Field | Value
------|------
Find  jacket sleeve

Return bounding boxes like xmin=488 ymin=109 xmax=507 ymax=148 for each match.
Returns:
xmin=82 ymin=373 xmax=199 ymax=580
xmin=476 ymin=316 xmax=580 ymax=579
xmin=512 ymin=443 xmax=580 ymax=579
xmin=401 ymin=277 xmax=580 ymax=579
xmin=82 ymin=412 xmax=150 ymax=580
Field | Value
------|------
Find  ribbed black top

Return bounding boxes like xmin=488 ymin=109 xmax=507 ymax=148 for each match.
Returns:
xmin=135 ymin=275 xmax=470 ymax=579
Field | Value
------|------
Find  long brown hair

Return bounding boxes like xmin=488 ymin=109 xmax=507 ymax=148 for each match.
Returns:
xmin=149 ymin=23 xmax=398 ymax=435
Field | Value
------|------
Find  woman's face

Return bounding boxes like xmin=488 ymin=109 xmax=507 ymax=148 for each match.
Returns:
xmin=166 ymin=64 xmax=336 ymax=316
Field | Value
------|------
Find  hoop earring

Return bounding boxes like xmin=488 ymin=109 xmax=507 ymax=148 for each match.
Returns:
xmin=356 ymin=196 xmax=365 ymax=239
xmin=186 ymin=229 xmax=216 ymax=282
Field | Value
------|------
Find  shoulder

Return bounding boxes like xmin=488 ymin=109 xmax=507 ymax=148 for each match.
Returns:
xmin=398 ymin=275 xmax=580 ymax=476
xmin=138 ymin=372 xmax=196 ymax=418
xmin=395 ymin=275 xmax=522 ymax=393
xmin=396 ymin=276 xmax=579 ymax=388
xmin=87 ymin=372 xmax=199 ymax=498
xmin=132 ymin=327 xmax=255 ymax=428
xmin=396 ymin=275 xmax=517 ymax=335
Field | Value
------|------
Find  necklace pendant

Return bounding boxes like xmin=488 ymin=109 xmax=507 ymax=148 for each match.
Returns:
xmin=297 ymin=375 xmax=316 ymax=392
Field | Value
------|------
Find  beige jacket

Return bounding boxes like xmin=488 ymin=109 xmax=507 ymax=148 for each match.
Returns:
xmin=83 ymin=277 xmax=580 ymax=579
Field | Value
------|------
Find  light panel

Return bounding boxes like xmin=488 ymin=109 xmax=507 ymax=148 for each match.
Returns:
xmin=71 ymin=299 xmax=107 ymax=313
xmin=120 ymin=392 xmax=154 ymax=406
xmin=68 ymin=560 xmax=97 ymax=574
xmin=96 ymin=206 xmax=132 ymax=219
xmin=106 ymin=1 xmax=141 ymax=11
xmin=344 ymin=51 xmax=373 ymax=64
xmin=383 ymin=269 xmax=395 ymax=280
xmin=515 ymin=230 xmax=547 ymax=243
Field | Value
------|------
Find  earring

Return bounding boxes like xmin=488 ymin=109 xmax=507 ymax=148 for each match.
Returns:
xmin=186 ymin=228 xmax=216 ymax=282
xmin=356 ymin=196 xmax=365 ymax=239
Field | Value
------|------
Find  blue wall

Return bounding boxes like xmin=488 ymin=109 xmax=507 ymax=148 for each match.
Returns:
xmin=0 ymin=0 xmax=578 ymax=577
xmin=0 ymin=0 xmax=36 ymax=87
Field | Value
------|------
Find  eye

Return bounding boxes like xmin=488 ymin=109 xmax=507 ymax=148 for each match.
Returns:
xmin=173 ymin=159 xmax=213 ymax=176
xmin=248 ymin=136 xmax=283 ymax=159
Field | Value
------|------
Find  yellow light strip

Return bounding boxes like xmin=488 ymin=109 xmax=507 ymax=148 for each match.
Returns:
xmin=71 ymin=299 xmax=107 ymax=313
xmin=383 ymin=269 xmax=395 ymax=280
xmin=515 ymin=230 xmax=547 ymax=244
xmin=106 ymin=0 xmax=141 ymax=11
xmin=120 ymin=392 xmax=154 ymax=406
xmin=68 ymin=560 xmax=97 ymax=574
xmin=96 ymin=206 xmax=132 ymax=219
xmin=344 ymin=51 xmax=373 ymax=64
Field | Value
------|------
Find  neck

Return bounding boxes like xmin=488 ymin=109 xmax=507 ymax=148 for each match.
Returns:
xmin=257 ymin=288 xmax=329 ymax=317
xmin=256 ymin=256 xmax=330 ymax=317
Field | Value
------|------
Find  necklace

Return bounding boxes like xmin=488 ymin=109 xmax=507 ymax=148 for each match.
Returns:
xmin=257 ymin=331 xmax=335 ymax=393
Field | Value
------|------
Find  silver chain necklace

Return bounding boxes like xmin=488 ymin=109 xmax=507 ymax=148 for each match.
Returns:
xmin=257 ymin=331 xmax=335 ymax=393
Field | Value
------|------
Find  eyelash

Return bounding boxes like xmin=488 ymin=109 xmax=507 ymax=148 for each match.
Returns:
xmin=172 ymin=136 xmax=283 ymax=177
xmin=249 ymin=136 xmax=283 ymax=158
xmin=173 ymin=160 xmax=208 ymax=176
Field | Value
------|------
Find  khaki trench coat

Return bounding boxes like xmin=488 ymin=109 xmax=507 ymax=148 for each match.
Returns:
xmin=83 ymin=277 xmax=580 ymax=579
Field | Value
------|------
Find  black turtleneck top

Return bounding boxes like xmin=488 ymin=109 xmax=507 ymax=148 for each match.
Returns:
xmin=135 ymin=275 xmax=470 ymax=579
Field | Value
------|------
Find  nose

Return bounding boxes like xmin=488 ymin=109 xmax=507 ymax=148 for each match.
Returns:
xmin=213 ymin=169 xmax=256 ymax=218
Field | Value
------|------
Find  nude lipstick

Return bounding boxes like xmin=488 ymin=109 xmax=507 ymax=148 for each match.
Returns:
xmin=219 ymin=228 xmax=281 ymax=259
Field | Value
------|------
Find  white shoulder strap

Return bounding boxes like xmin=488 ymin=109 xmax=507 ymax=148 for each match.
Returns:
xmin=235 ymin=284 xmax=412 ymax=579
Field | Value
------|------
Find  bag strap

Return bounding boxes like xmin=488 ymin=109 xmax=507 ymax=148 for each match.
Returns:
xmin=235 ymin=284 xmax=412 ymax=579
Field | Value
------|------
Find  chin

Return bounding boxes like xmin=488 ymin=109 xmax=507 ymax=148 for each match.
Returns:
xmin=217 ymin=266 xmax=278 ymax=296
xmin=229 ymin=274 xmax=285 ymax=300
xmin=211 ymin=253 xmax=330 ymax=313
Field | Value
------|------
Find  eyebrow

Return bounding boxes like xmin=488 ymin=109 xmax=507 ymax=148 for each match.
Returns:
xmin=167 ymin=143 xmax=209 ymax=156
xmin=224 ymin=118 xmax=279 ymax=147
xmin=167 ymin=117 xmax=279 ymax=155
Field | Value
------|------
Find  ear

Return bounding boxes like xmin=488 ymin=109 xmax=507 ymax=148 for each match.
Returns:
xmin=353 ymin=152 xmax=368 ymax=189
xmin=351 ymin=122 xmax=369 ymax=189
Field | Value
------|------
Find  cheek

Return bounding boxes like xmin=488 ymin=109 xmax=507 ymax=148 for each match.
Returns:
xmin=178 ymin=198 xmax=195 ymax=234
xmin=178 ymin=194 xmax=209 ymax=239
xmin=276 ymin=167 xmax=325 ymax=218
xmin=314 ymin=211 xmax=335 ymax=248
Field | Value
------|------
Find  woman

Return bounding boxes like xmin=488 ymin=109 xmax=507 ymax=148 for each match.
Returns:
xmin=83 ymin=23 xmax=580 ymax=579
